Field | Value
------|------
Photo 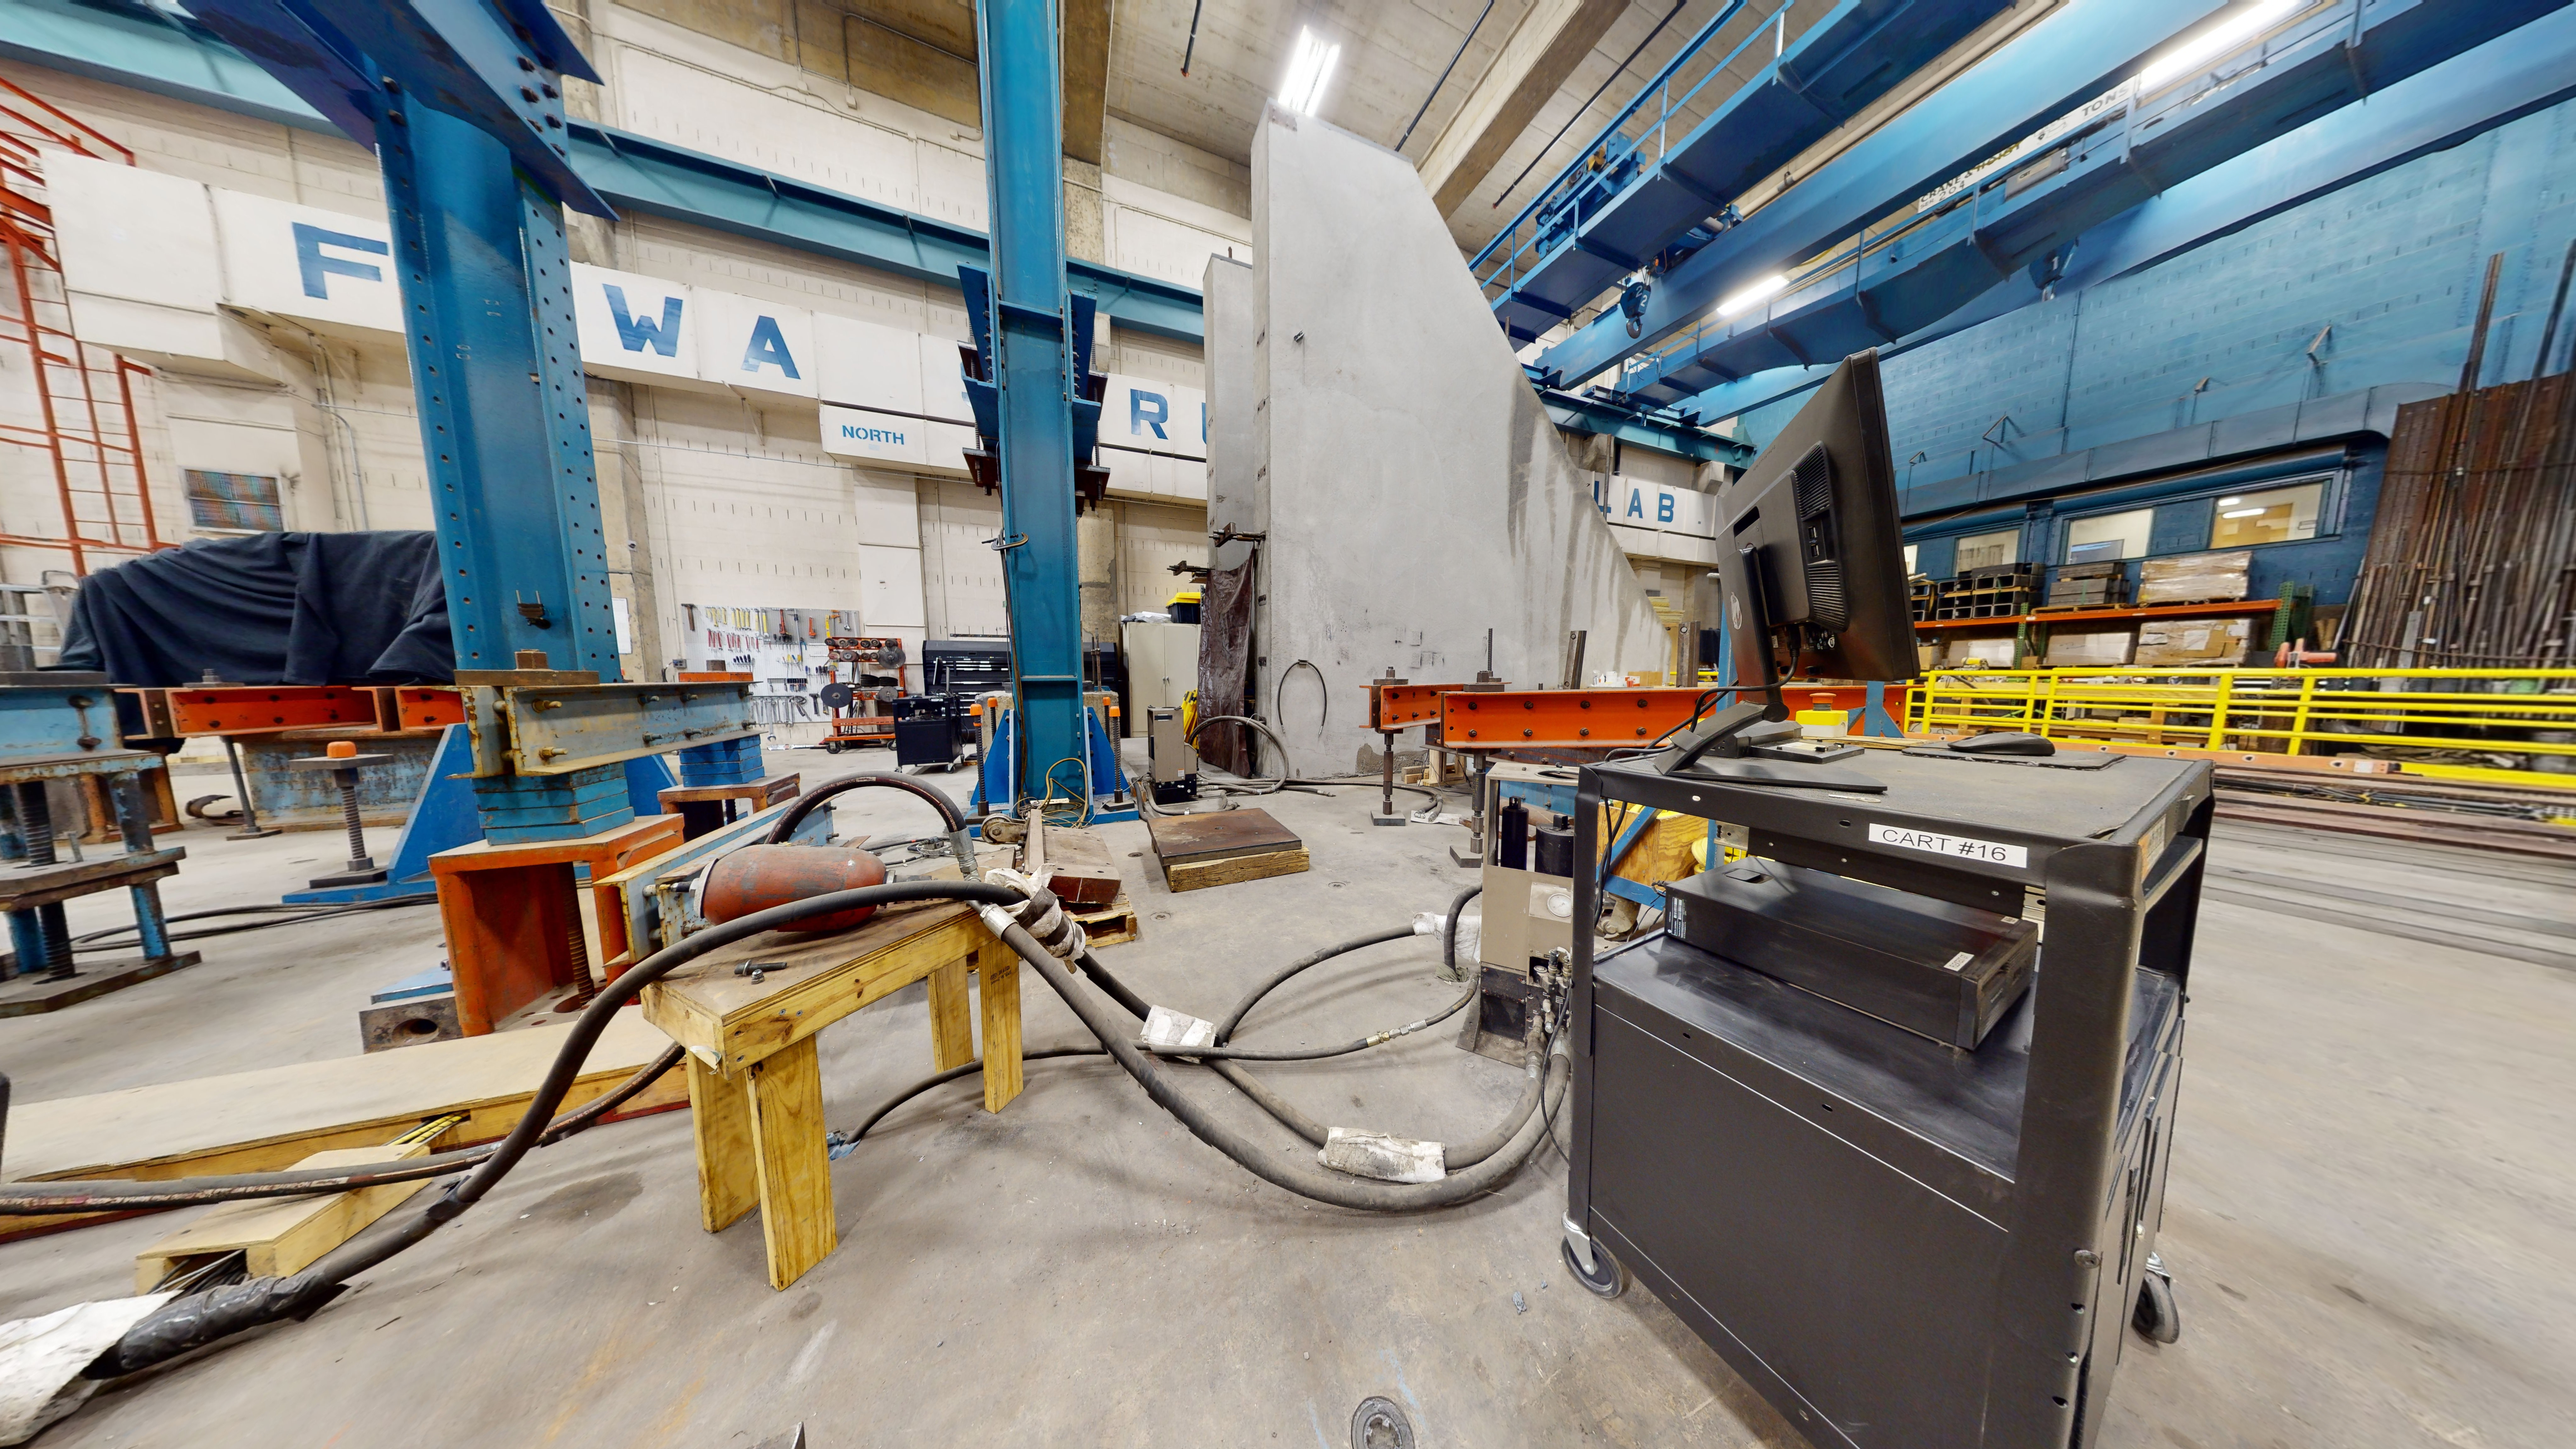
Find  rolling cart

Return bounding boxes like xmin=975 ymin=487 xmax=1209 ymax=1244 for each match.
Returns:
xmin=1563 ymin=744 xmax=2210 ymax=1448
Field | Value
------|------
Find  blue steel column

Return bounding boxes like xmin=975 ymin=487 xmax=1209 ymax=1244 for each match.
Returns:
xmin=379 ymin=103 xmax=620 ymax=680
xmin=975 ymin=0 xmax=1085 ymax=805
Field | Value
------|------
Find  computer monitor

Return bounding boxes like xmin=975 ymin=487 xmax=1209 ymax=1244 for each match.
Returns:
xmin=1662 ymin=350 xmax=1914 ymax=789
xmin=1713 ymin=349 xmax=1915 ymax=689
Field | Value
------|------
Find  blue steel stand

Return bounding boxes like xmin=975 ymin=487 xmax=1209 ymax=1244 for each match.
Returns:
xmin=967 ymin=0 xmax=1105 ymax=819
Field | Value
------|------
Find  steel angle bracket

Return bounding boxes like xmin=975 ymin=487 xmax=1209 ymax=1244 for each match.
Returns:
xmin=183 ymin=0 xmax=612 ymax=217
xmin=459 ymin=681 xmax=758 ymax=776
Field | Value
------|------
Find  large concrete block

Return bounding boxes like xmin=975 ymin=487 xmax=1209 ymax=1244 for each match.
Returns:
xmin=1241 ymin=106 xmax=1665 ymax=774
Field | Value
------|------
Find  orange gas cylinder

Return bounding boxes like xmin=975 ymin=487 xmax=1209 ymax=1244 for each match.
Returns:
xmin=701 ymin=844 xmax=889 ymax=934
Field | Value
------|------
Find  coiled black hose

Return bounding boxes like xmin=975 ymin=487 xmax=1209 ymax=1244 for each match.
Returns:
xmin=763 ymin=771 xmax=968 ymax=843
xmin=85 ymin=880 xmax=1562 ymax=1376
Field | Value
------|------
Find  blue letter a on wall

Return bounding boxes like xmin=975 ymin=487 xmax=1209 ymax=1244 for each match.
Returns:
xmin=742 ymin=315 xmax=801 ymax=378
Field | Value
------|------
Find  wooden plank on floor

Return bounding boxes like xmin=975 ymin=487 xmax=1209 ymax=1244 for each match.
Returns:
xmin=132 ymin=1137 xmax=436 ymax=1291
xmin=3 ymin=1012 xmax=686 ymax=1240
xmin=1037 ymin=825 xmax=1123 ymax=906
xmin=1166 ymin=847 xmax=1311 ymax=893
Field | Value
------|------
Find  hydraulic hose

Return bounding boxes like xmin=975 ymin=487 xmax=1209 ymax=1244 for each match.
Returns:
xmin=1068 ymin=930 xmax=1549 ymax=1171
xmin=1145 ymin=981 xmax=1476 ymax=1061
xmin=1442 ymin=884 xmax=1481 ymax=982
xmin=763 ymin=771 xmax=976 ymax=868
xmin=1212 ymin=925 xmax=1416 ymax=1041
xmin=89 ymin=878 xmax=1559 ymax=1377
xmin=986 ymin=912 xmax=1571 ymax=1213
xmin=841 ymin=1046 xmax=1107 ymax=1144
xmin=0 ymin=1045 xmax=684 ymax=1214
xmin=86 ymin=880 xmax=1022 ymax=1377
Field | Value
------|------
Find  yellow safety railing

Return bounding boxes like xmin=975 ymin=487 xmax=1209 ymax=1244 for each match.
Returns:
xmin=1903 ymin=667 xmax=2576 ymax=766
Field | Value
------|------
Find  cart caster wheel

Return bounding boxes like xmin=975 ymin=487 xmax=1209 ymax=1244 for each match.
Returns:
xmin=1562 ymin=1236 xmax=1623 ymax=1299
xmin=2133 ymin=1264 xmax=2180 ymax=1345
xmin=824 ymin=740 xmax=843 ymax=754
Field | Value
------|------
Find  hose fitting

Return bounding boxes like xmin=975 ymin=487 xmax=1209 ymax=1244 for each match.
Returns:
xmin=978 ymin=870 xmax=1084 ymax=962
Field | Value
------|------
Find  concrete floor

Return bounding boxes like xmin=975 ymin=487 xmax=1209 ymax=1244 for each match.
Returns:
xmin=0 ymin=745 xmax=2569 ymax=1447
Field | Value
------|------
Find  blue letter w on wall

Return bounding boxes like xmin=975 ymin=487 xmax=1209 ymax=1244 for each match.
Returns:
xmin=604 ymin=285 xmax=684 ymax=356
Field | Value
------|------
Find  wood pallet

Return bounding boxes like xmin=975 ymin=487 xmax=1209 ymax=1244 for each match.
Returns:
xmin=1071 ymin=891 xmax=1140 ymax=947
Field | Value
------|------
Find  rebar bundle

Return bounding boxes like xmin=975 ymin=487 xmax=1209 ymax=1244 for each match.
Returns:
xmin=2346 ymin=249 xmax=2576 ymax=669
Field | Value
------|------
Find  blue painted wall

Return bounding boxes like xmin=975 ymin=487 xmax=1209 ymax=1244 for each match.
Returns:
xmin=1750 ymin=97 xmax=2576 ymax=473
xmin=1735 ymin=94 xmax=2576 ymax=606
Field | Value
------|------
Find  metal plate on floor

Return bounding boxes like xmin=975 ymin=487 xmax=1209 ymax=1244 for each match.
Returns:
xmin=1144 ymin=806 xmax=1301 ymax=865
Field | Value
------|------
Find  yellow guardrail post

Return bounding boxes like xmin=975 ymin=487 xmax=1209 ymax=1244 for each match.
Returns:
xmin=2286 ymin=672 xmax=2318 ymax=756
xmin=2202 ymin=671 xmax=2235 ymax=749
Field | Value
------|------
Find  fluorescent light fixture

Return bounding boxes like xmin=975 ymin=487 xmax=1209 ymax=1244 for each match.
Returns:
xmin=2217 ymin=496 xmax=2243 ymax=506
xmin=1717 ymin=273 xmax=1789 ymax=318
xmin=1277 ymin=27 xmax=1341 ymax=117
xmin=2220 ymin=507 xmax=2267 ymax=519
xmin=2137 ymin=0 xmax=2299 ymax=91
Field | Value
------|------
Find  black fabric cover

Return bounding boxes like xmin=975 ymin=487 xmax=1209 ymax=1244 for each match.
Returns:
xmin=55 ymin=532 xmax=453 ymax=686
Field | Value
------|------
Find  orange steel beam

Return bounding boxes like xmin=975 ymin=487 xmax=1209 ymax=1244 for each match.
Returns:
xmin=1440 ymin=687 xmax=1713 ymax=749
xmin=392 ymin=686 xmax=465 ymax=730
xmin=1365 ymin=682 xmax=1468 ymax=731
xmin=165 ymin=686 xmax=381 ymax=736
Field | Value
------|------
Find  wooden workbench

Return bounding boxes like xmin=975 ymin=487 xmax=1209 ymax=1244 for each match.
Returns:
xmin=638 ymin=898 xmax=1019 ymax=1289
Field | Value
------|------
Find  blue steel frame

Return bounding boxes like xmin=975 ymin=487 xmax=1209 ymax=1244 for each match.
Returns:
xmin=974 ymin=0 xmax=1087 ymax=811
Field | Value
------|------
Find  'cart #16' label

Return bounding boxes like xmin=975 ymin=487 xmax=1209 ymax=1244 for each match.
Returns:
xmin=1867 ymin=824 xmax=2028 ymax=868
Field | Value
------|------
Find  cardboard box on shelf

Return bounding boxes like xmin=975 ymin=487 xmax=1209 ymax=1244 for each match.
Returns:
xmin=1944 ymin=636 xmax=2018 ymax=667
xmin=2133 ymin=617 xmax=2252 ymax=667
xmin=2138 ymin=550 xmax=2251 ymax=604
xmin=2042 ymin=630 xmax=2135 ymax=667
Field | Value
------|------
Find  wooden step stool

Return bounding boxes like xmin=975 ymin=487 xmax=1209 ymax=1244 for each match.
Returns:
xmin=639 ymin=899 xmax=1021 ymax=1289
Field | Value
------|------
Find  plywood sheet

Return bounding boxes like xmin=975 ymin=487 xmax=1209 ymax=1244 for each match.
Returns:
xmin=6 ymin=1011 xmax=682 ymax=1187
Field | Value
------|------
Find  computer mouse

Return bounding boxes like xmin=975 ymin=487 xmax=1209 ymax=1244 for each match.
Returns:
xmin=1948 ymin=731 xmax=2056 ymax=757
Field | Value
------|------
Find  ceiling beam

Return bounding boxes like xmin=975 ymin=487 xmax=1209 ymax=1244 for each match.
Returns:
xmin=1416 ymin=0 xmax=1628 ymax=219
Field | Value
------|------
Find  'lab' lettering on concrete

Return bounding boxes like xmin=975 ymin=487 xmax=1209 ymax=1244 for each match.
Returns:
xmin=1867 ymin=823 xmax=2028 ymax=869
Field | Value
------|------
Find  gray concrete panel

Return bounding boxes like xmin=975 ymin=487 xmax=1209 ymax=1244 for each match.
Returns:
xmin=1244 ymin=105 xmax=1664 ymax=775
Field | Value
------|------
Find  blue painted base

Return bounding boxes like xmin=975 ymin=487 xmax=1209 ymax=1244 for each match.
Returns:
xmin=971 ymin=707 xmax=1131 ymax=816
xmin=475 ymin=762 xmax=633 ymax=844
xmin=677 ymin=737 xmax=765 ymax=787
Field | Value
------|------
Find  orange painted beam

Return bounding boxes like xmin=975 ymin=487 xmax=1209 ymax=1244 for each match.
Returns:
xmin=164 ymin=686 xmax=379 ymax=736
xmin=1441 ymin=687 xmax=1709 ymax=749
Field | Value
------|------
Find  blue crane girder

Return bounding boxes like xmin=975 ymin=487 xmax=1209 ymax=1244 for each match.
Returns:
xmin=1617 ymin=0 xmax=2576 ymax=408
xmin=1481 ymin=0 xmax=2017 ymax=345
xmin=1532 ymin=0 xmax=2242 ymax=391
xmin=974 ymin=0 xmax=1088 ymax=811
xmin=1672 ymin=3 xmax=2576 ymax=466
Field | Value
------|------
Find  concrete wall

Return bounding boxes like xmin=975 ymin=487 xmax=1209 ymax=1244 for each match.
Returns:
xmin=0 ymin=0 xmax=1254 ymax=691
xmin=1246 ymin=106 xmax=1665 ymax=775
xmin=1202 ymin=256 xmax=1260 ymax=574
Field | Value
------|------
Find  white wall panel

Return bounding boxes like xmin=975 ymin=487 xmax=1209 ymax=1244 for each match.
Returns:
xmin=210 ymin=189 xmax=401 ymax=335
xmin=693 ymin=289 xmax=817 ymax=400
xmin=572 ymin=263 xmax=699 ymax=386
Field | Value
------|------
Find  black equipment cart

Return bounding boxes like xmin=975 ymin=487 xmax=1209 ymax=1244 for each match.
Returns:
xmin=1563 ymin=746 xmax=2212 ymax=1448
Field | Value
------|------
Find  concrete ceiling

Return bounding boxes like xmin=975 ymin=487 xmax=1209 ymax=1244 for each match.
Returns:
xmin=1104 ymin=0 xmax=1816 ymax=258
